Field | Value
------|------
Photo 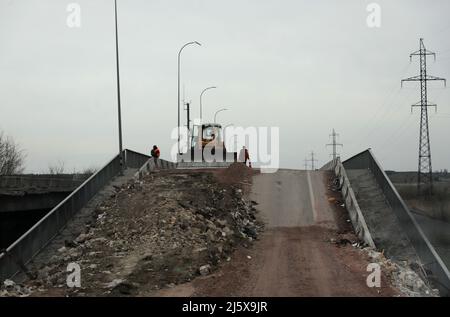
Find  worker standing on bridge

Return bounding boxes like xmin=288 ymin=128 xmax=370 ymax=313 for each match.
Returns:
xmin=239 ymin=146 xmax=251 ymax=167
xmin=151 ymin=145 xmax=160 ymax=165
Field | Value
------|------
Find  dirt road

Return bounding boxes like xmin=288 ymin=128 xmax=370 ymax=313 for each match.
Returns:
xmin=157 ymin=169 xmax=398 ymax=297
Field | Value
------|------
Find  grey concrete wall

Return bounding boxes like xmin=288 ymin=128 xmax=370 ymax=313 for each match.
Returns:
xmin=0 ymin=209 xmax=50 ymax=249
xmin=322 ymin=158 xmax=375 ymax=248
xmin=0 ymin=191 xmax=70 ymax=249
xmin=343 ymin=149 xmax=450 ymax=296
xmin=0 ymin=192 xmax=70 ymax=213
xmin=0 ymin=175 xmax=88 ymax=194
xmin=346 ymin=169 xmax=419 ymax=262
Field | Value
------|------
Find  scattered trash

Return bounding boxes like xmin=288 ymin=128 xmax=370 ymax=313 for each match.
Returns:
xmin=3 ymin=279 xmax=15 ymax=288
xmin=199 ymin=265 xmax=211 ymax=276
xmin=104 ymin=279 xmax=123 ymax=289
xmin=1 ymin=279 xmax=32 ymax=297
xmin=362 ymin=246 xmax=439 ymax=297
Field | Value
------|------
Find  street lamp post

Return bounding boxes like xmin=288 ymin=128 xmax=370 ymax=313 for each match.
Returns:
xmin=114 ymin=0 xmax=124 ymax=171
xmin=214 ymin=108 xmax=228 ymax=123
xmin=178 ymin=41 xmax=201 ymax=154
xmin=223 ymin=122 xmax=235 ymax=150
xmin=200 ymin=86 xmax=217 ymax=122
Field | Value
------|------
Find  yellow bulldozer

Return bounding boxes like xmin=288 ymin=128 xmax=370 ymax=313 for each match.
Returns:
xmin=177 ymin=123 xmax=237 ymax=168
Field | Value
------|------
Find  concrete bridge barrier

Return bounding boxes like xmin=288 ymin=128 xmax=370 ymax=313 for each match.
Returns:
xmin=135 ymin=157 xmax=177 ymax=180
xmin=321 ymin=158 xmax=375 ymax=248
xmin=0 ymin=175 xmax=88 ymax=193
xmin=342 ymin=149 xmax=450 ymax=296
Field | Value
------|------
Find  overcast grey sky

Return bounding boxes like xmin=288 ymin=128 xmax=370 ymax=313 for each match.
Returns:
xmin=1 ymin=0 xmax=449 ymax=173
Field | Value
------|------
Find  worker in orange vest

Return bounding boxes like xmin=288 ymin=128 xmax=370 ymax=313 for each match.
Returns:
xmin=239 ymin=146 xmax=251 ymax=167
xmin=151 ymin=145 xmax=160 ymax=165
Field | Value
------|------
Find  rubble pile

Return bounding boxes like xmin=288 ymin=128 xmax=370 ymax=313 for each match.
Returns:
xmin=10 ymin=168 xmax=262 ymax=296
xmin=0 ymin=279 xmax=32 ymax=297
xmin=363 ymin=248 xmax=439 ymax=297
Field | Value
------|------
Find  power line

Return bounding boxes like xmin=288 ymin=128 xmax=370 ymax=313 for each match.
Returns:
xmin=354 ymin=88 xmax=414 ymax=152
xmin=307 ymin=151 xmax=318 ymax=171
xmin=401 ymin=38 xmax=447 ymax=195
xmin=352 ymin=62 xmax=413 ymax=149
xmin=378 ymin=114 xmax=415 ymax=160
xmin=378 ymin=87 xmax=447 ymax=163
xmin=326 ymin=128 xmax=343 ymax=160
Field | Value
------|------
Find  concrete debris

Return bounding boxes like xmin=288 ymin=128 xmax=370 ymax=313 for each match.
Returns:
xmin=363 ymin=247 xmax=439 ymax=297
xmin=75 ymin=233 xmax=90 ymax=244
xmin=392 ymin=265 xmax=439 ymax=297
xmin=0 ymin=279 xmax=32 ymax=297
xmin=17 ymin=166 xmax=261 ymax=296
xmin=199 ymin=265 xmax=211 ymax=276
xmin=104 ymin=279 xmax=123 ymax=289
xmin=57 ymin=246 xmax=66 ymax=253
xmin=330 ymin=233 xmax=358 ymax=247
xmin=3 ymin=279 xmax=15 ymax=288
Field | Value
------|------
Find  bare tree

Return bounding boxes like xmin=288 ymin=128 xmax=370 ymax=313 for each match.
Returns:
xmin=48 ymin=160 xmax=65 ymax=175
xmin=80 ymin=166 xmax=98 ymax=175
xmin=0 ymin=131 xmax=25 ymax=175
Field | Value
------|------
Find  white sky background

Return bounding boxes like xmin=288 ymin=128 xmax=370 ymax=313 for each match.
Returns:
xmin=0 ymin=0 xmax=449 ymax=173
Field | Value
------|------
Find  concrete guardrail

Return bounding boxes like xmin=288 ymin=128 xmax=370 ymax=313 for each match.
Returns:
xmin=343 ymin=149 xmax=450 ymax=296
xmin=321 ymin=158 xmax=375 ymax=248
xmin=134 ymin=157 xmax=177 ymax=180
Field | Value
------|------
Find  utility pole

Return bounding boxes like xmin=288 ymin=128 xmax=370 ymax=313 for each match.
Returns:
xmin=184 ymin=101 xmax=191 ymax=149
xmin=304 ymin=158 xmax=309 ymax=170
xmin=307 ymin=151 xmax=318 ymax=171
xmin=326 ymin=128 xmax=343 ymax=160
xmin=401 ymin=38 xmax=446 ymax=195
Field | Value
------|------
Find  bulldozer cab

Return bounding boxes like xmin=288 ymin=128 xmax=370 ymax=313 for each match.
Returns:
xmin=178 ymin=123 xmax=236 ymax=168
xmin=191 ymin=123 xmax=224 ymax=150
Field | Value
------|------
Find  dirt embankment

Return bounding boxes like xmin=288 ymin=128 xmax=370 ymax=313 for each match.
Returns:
xmin=1 ymin=164 xmax=260 ymax=297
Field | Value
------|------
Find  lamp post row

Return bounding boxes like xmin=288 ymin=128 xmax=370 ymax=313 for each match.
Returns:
xmin=177 ymin=41 xmax=201 ymax=154
xmin=214 ymin=108 xmax=228 ymax=123
xmin=114 ymin=2 xmax=224 ymax=160
xmin=200 ymin=86 xmax=217 ymax=122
